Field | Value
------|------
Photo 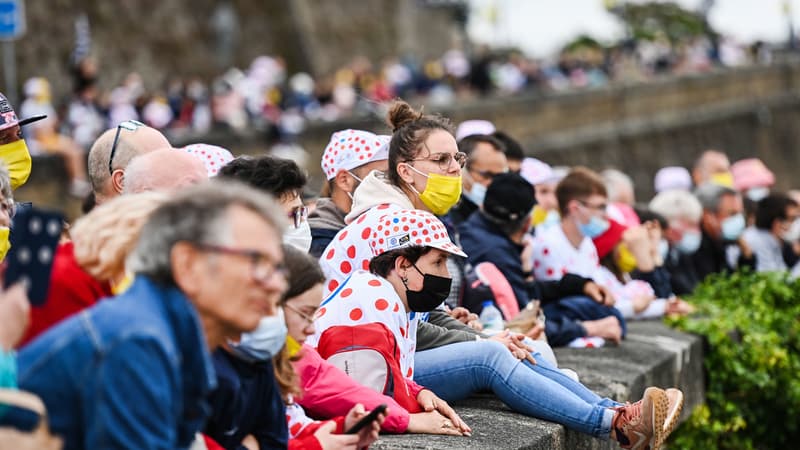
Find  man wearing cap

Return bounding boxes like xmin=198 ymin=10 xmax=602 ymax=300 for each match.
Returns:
xmin=447 ymin=134 xmax=507 ymax=227
xmin=309 ymin=129 xmax=390 ymax=258
xmin=0 ymin=91 xmax=48 ymax=191
xmin=458 ymin=173 xmax=623 ymax=346
xmin=87 ymin=120 xmax=171 ymax=206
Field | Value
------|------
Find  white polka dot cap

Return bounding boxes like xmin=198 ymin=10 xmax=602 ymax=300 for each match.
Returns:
xmin=520 ymin=157 xmax=562 ymax=186
xmin=367 ymin=209 xmax=467 ymax=258
xmin=181 ymin=144 xmax=235 ymax=177
xmin=321 ymin=129 xmax=390 ymax=180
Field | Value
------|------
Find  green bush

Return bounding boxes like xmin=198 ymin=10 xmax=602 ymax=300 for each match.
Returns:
xmin=666 ymin=271 xmax=800 ymax=449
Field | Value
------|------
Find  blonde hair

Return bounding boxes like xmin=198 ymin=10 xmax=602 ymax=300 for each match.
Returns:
xmin=72 ymin=192 xmax=169 ymax=281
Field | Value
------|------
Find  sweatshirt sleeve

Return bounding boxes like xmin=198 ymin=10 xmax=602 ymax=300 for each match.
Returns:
xmin=535 ymin=273 xmax=591 ymax=302
xmin=293 ymin=345 xmax=410 ymax=433
xmin=416 ymin=319 xmax=482 ymax=351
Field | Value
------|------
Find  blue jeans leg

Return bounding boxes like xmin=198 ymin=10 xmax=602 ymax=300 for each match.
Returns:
xmin=413 ymin=340 xmax=615 ymax=438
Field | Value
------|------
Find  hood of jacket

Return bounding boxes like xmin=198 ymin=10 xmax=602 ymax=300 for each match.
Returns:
xmin=345 ymin=170 xmax=415 ymax=224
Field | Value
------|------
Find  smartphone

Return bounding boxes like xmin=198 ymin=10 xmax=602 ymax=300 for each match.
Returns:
xmin=4 ymin=207 xmax=64 ymax=306
xmin=344 ymin=404 xmax=387 ymax=434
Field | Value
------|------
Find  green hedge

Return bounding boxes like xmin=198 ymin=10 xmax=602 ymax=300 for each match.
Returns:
xmin=666 ymin=271 xmax=800 ymax=449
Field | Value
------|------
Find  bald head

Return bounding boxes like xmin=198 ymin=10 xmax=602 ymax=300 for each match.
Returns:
xmin=88 ymin=124 xmax=171 ymax=201
xmin=123 ymin=148 xmax=208 ymax=194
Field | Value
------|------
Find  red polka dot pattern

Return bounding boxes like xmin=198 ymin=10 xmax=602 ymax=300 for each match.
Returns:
xmin=321 ymin=130 xmax=391 ymax=179
xmin=349 ymin=308 xmax=363 ymax=321
xmin=181 ymin=144 xmax=234 ymax=177
xmin=367 ymin=209 xmax=467 ymax=258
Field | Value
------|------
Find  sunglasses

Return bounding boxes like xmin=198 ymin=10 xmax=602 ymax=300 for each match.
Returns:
xmin=287 ymin=205 xmax=309 ymax=229
xmin=108 ymin=120 xmax=146 ymax=175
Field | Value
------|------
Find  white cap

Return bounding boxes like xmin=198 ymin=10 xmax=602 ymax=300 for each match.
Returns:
xmin=455 ymin=120 xmax=496 ymax=141
xmin=321 ymin=129 xmax=390 ymax=180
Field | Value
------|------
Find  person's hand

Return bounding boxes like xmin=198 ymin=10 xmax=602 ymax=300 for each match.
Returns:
xmin=582 ymin=281 xmax=615 ymax=306
xmin=449 ymin=307 xmax=483 ymax=331
xmin=343 ymin=404 xmax=385 ymax=449
xmin=524 ymin=322 xmax=544 ymax=340
xmin=632 ymin=293 xmax=655 ymax=314
xmin=581 ymin=316 xmax=623 ymax=344
xmin=520 ymin=234 xmax=535 ymax=274
xmin=737 ymin=236 xmax=754 ymax=259
xmin=416 ymin=390 xmax=471 ymax=436
xmin=0 ymin=283 xmax=30 ymax=350
xmin=665 ymin=297 xmax=696 ymax=316
xmin=313 ymin=421 xmax=360 ymax=450
xmin=623 ymin=225 xmax=655 ymax=271
xmin=488 ymin=329 xmax=535 ymax=364
xmin=407 ymin=411 xmax=465 ymax=436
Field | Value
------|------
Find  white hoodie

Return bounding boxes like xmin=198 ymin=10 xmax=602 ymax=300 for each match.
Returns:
xmin=321 ymin=170 xmax=416 ymax=295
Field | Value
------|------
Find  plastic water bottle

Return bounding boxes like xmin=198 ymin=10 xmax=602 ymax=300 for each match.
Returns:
xmin=479 ymin=301 xmax=504 ymax=332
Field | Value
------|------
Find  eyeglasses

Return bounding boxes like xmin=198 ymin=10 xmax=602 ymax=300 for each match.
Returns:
xmin=196 ymin=243 xmax=287 ymax=283
xmin=578 ymin=199 xmax=608 ymax=213
xmin=287 ymin=205 xmax=308 ymax=229
xmin=283 ymin=302 xmax=317 ymax=326
xmin=108 ymin=120 xmax=146 ymax=175
xmin=406 ymin=151 xmax=467 ymax=171
xmin=469 ymin=167 xmax=507 ymax=180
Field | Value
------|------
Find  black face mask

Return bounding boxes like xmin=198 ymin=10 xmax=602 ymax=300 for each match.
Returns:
xmin=402 ymin=263 xmax=452 ymax=312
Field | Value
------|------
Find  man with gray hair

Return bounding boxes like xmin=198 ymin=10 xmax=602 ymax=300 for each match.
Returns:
xmin=649 ymin=190 xmax=704 ymax=295
xmin=87 ymin=120 xmax=170 ymax=205
xmin=18 ymin=180 xmax=288 ymax=449
xmin=123 ymin=147 xmax=208 ymax=194
xmin=690 ymin=183 xmax=755 ymax=283
xmin=601 ymin=169 xmax=635 ymax=206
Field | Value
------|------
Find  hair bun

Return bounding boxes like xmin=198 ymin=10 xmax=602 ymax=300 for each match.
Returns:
xmin=387 ymin=100 xmax=424 ymax=132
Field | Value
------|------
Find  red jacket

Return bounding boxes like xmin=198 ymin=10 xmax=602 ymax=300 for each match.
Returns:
xmin=293 ymin=344 xmax=412 ymax=433
xmin=20 ymin=242 xmax=112 ymax=346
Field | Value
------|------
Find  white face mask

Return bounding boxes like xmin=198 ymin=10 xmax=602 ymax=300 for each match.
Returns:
xmin=229 ymin=309 xmax=288 ymax=361
xmin=462 ymin=182 xmax=487 ymax=207
xmin=746 ymin=187 xmax=770 ymax=202
xmin=783 ymin=218 xmax=800 ymax=243
xmin=283 ymin=220 xmax=312 ymax=253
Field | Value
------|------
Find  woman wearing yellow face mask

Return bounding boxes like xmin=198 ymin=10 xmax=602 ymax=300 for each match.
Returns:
xmin=318 ymin=100 xmax=465 ymax=293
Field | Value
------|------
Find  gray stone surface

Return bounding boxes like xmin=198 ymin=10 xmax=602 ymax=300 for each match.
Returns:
xmin=373 ymin=321 xmax=703 ymax=450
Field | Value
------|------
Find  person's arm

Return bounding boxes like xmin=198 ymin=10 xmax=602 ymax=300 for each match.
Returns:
xmin=83 ymin=337 xmax=179 ymax=449
xmin=535 ymin=273 xmax=592 ymax=302
xmin=416 ymin=320 xmax=483 ymax=352
xmin=293 ymin=345 xmax=410 ymax=433
xmin=631 ymin=267 xmax=673 ymax=299
xmin=427 ymin=310 xmax=483 ymax=336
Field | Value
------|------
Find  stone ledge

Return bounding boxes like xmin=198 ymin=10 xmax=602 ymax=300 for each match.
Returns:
xmin=373 ymin=321 xmax=703 ymax=450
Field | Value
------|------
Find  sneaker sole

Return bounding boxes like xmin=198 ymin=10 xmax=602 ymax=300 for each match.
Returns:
xmin=647 ymin=388 xmax=668 ymax=450
xmin=663 ymin=389 xmax=684 ymax=439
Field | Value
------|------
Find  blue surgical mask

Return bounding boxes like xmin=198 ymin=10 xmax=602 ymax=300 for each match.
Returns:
xmin=721 ymin=213 xmax=746 ymax=241
xmin=658 ymin=239 xmax=669 ymax=261
xmin=463 ymin=182 xmax=487 ymax=207
xmin=229 ymin=309 xmax=288 ymax=361
xmin=540 ymin=210 xmax=561 ymax=230
xmin=746 ymin=187 xmax=769 ymax=202
xmin=577 ymin=216 xmax=610 ymax=238
xmin=677 ymin=230 xmax=702 ymax=254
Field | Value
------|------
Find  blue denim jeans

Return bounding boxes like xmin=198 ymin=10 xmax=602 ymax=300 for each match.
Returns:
xmin=543 ymin=295 xmax=627 ymax=347
xmin=413 ymin=340 xmax=619 ymax=438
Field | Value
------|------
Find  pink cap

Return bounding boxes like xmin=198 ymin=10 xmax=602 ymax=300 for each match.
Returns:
xmin=181 ymin=144 xmax=235 ymax=177
xmin=455 ymin=120 xmax=496 ymax=141
xmin=520 ymin=157 xmax=562 ymax=185
xmin=731 ymin=158 xmax=775 ymax=191
xmin=368 ymin=209 xmax=467 ymax=258
xmin=654 ymin=166 xmax=692 ymax=193
xmin=321 ymin=129 xmax=390 ymax=180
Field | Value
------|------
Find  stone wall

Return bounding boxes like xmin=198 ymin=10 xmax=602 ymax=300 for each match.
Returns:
xmin=11 ymin=0 xmax=457 ymax=98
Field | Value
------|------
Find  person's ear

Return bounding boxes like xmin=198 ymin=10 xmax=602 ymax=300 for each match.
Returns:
xmin=334 ymin=170 xmax=355 ymax=193
xmin=394 ymin=255 xmax=412 ymax=280
xmin=171 ymin=242 xmax=204 ymax=298
xmin=396 ymin=162 xmax=415 ymax=185
xmin=111 ymin=169 xmax=125 ymax=194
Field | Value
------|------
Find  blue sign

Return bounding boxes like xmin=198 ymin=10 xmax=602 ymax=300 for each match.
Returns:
xmin=0 ymin=0 xmax=25 ymax=41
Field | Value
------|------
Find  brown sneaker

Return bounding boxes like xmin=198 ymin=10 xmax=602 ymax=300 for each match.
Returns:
xmin=612 ymin=387 xmax=668 ymax=450
xmin=663 ymin=388 xmax=684 ymax=439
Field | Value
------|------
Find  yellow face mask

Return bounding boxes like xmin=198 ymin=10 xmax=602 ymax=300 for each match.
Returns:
xmin=615 ymin=243 xmax=638 ymax=273
xmin=0 ymin=227 xmax=10 ymax=262
xmin=531 ymin=205 xmax=548 ymax=226
xmin=285 ymin=335 xmax=303 ymax=358
xmin=709 ymin=172 xmax=734 ymax=188
xmin=408 ymin=165 xmax=462 ymax=216
xmin=0 ymin=139 xmax=32 ymax=190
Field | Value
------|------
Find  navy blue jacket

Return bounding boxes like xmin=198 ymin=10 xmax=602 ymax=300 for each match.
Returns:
xmin=18 ymin=276 xmax=217 ymax=450
xmin=458 ymin=211 xmax=590 ymax=309
xmin=204 ymin=350 xmax=288 ymax=450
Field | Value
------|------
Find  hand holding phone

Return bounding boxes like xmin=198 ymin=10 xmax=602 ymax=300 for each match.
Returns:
xmin=4 ymin=207 xmax=64 ymax=306
xmin=345 ymin=404 xmax=387 ymax=434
